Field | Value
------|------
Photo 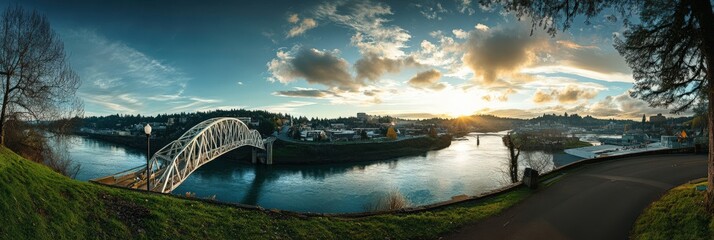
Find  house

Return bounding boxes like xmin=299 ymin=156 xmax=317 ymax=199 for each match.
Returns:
xmin=301 ymin=130 xmax=326 ymax=141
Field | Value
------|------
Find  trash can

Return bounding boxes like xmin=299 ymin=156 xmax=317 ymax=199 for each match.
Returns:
xmin=523 ymin=168 xmax=539 ymax=189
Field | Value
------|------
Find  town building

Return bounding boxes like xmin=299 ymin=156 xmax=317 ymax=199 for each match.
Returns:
xmin=650 ymin=113 xmax=666 ymax=123
xmin=356 ymin=112 xmax=368 ymax=120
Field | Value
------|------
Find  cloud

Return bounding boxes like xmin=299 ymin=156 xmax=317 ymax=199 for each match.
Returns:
xmin=456 ymin=22 xmax=633 ymax=88
xmin=287 ymin=13 xmax=300 ymax=24
xmin=452 ymin=29 xmax=469 ymax=39
xmin=478 ymin=108 xmax=539 ymax=119
xmin=267 ymin=46 xmax=360 ymax=91
xmin=287 ymin=17 xmax=318 ymax=38
xmin=407 ymin=69 xmax=446 ymax=90
xmin=585 ymin=91 xmax=681 ymax=119
xmin=523 ymin=40 xmax=633 ymax=83
xmin=415 ymin=2 xmax=447 ymax=20
xmin=521 ymin=65 xmax=634 ymax=83
xmin=354 ymin=54 xmax=421 ymax=81
xmin=391 ymin=112 xmax=450 ymax=119
xmin=62 ymin=29 xmax=222 ymax=116
xmin=497 ymin=88 xmax=517 ymax=101
xmin=556 ymin=40 xmax=597 ymax=50
xmin=457 ymin=0 xmax=475 ymax=15
xmin=273 ymin=88 xmax=339 ymax=98
xmin=475 ymin=23 xmax=490 ymax=31
xmin=558 ymin=47 xmax=631 ymax=77
xmin=532 ymin=85 xmax=600 ymax=104
xmin=556 ymin=86 xmax=598 ymax=103
xmin=414 ymin=31 xmax=462 ymax=71
xmin=314 ymin=0 xmax=411 ymax=58
xmin=463 ymin=27 xmax=548 ymax=86
xmin=533 ymin=90 xmax=553 ymax=103
xmin=480 ymin=91 xmax=681 ymax=120
xmin=255 ymin=101 xmax=316 ymax=113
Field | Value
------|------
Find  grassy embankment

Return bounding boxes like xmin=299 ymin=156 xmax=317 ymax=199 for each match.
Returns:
xmin=630 ymin=179 xmax=713 ymax=239
xmin=513 ymin=133 xmax=592 ymax=151
xmin=563 ymin=140 xmax=593 ymax=149
xmin=0 ymin=146 xmax=528 ymax=239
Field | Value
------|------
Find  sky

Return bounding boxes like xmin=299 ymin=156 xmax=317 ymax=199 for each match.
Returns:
xmin=4 ymin=0 xmax=689 ymax=120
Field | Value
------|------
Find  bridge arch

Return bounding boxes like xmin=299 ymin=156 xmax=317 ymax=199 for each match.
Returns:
xmin=146 ymin=117 xmax=271 ymax=193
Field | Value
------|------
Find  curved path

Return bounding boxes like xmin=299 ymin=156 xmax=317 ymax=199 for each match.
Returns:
xmin=446 ymin=154 xmax=706 ymax=240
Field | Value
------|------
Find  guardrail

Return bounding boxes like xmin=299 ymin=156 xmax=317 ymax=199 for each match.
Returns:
xmin=88 ymin=146 xmax=699 ymax=218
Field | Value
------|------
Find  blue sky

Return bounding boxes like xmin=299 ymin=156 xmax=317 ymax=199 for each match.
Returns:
xmin=6 ymin=0 xmax=683 ymax=119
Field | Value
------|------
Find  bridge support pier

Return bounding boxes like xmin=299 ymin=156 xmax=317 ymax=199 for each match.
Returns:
xmin=251 ymin=148 xmax=257 ymax=164
xmin=266 ymin=141 xmax=273 ymax=165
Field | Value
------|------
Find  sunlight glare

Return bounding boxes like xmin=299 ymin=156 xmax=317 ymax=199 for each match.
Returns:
xmin=440 ymin=90 xmax=482 ymax=118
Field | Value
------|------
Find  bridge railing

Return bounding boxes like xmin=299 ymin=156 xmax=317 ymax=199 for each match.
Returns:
xmin=92 ymin=117 xmax=271 ymax=193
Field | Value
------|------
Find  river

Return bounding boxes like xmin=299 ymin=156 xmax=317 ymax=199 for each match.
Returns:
xmin=63 ymin=131 xmax=583 ymax=213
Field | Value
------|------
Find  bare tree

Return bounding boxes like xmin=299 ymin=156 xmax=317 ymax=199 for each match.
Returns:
xmin=523 ymin=151 xmax=554 ymax=174
xmin=0 ymin=4 xmax=81 ymax=145
xmin=502 ymin=132 xmax=520 ymax=183
xmin=483 ymin=0 xmax=714 ymax=212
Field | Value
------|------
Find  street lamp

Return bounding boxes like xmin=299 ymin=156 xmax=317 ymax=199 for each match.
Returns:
xmin=144 ymin=123 xmax=152 ymax=191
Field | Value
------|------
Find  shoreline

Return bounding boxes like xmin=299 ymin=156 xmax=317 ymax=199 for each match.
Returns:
xmin=75 ymin=132 xmax=453 ymax=165
xmin=271 ymin=135 xmax=452 ymax=164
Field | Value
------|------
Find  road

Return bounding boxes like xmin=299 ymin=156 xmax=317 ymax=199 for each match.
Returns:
xmin=445 ymin=154 xmax=707 ymax=240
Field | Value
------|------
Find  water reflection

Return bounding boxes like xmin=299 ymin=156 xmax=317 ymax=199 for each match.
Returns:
xmin=63 ymin=131 xmax=585 ymax=213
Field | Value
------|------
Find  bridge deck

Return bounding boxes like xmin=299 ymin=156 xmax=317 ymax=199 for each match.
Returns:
xmin=91 ymin=117 xmax=274 ymax=193
xmin=91 ymin=167 xmax=166 ymax=192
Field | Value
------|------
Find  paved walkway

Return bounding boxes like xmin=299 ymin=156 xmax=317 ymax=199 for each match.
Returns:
xmin=445 ymin=154 xmax=707 ymax=240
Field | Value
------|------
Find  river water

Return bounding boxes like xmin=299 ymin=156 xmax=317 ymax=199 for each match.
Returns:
xmin=65 ymin=131 xmax=582 ymax=213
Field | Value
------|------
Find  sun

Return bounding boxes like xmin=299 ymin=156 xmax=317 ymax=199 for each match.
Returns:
xmin=440 ymin=90 xmax=482 ymax=118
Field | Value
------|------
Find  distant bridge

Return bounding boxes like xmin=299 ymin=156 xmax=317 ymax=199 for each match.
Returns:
xmin=92 ymin=117 xmax=275 ymax=193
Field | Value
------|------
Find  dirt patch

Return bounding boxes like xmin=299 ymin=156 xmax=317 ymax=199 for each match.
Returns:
xmin=99 ymin=192 xmax=150 ymax=236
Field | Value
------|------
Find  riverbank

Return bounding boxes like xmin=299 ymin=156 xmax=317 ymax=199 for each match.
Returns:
xmin=272 ymin=135 xmax=452 ymax=164
xmin=76 ymin=132 xmax=453 ymax=165
xmin=630 ymin=179 xmax=712 ymax=239
xmin=0 ymin=146 xmax=529 ymax=239
xmin=511 ymin=134 xmax=592 ymax=151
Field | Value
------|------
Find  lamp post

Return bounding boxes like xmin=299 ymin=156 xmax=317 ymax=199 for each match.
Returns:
xmin=144 ymin=124 xmax=152 ymax=191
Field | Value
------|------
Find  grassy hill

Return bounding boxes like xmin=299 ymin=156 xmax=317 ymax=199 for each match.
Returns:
xmin=0 ymin=147 xmax=528 ymax=239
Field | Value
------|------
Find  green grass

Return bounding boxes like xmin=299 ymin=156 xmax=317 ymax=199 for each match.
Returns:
xmin=0 ymin=147 xmax=529 ymax=239
xmin=630 ymin=180 xmax=713 ymax=240
xmin=564 ymin=140 xmax=593 ymax=149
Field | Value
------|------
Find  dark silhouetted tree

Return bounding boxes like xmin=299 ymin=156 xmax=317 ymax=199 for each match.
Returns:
xmin=502 ymin=133 xmax=520 ymax=183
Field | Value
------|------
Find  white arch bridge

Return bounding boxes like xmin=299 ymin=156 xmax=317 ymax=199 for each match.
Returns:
xmin=92 ymin=117 xmax=276 ymax=193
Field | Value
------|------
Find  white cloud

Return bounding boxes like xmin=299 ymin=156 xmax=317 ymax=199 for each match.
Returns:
xmin=452 ymin=29 xmax=469 ymax=39
xmin=62 ymin=29 xmax=221 ymax=115
xmin=475 ymin=23 xmax=490 ymax=31
xmin=413 ymin=31 xmax=461 ymax=71
xmin=287 ymin=17 xmax=318 ymax=38
xmin=415 ymin=2 xmax=448 ymax=20
xmin=521 ymin=65 xmax=634 ymax=83
xmin=457 ymin=0 xmax=475 ymax=15
xmin=532 ymin=85 xmax=600 ymax=104
xmin=314 ymin=0 xmax=411 ymax=58
xmin=255 ymin=101 xmax=316 ymax=113
xmin=287 ymin=13 xmax=300 ymax=24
